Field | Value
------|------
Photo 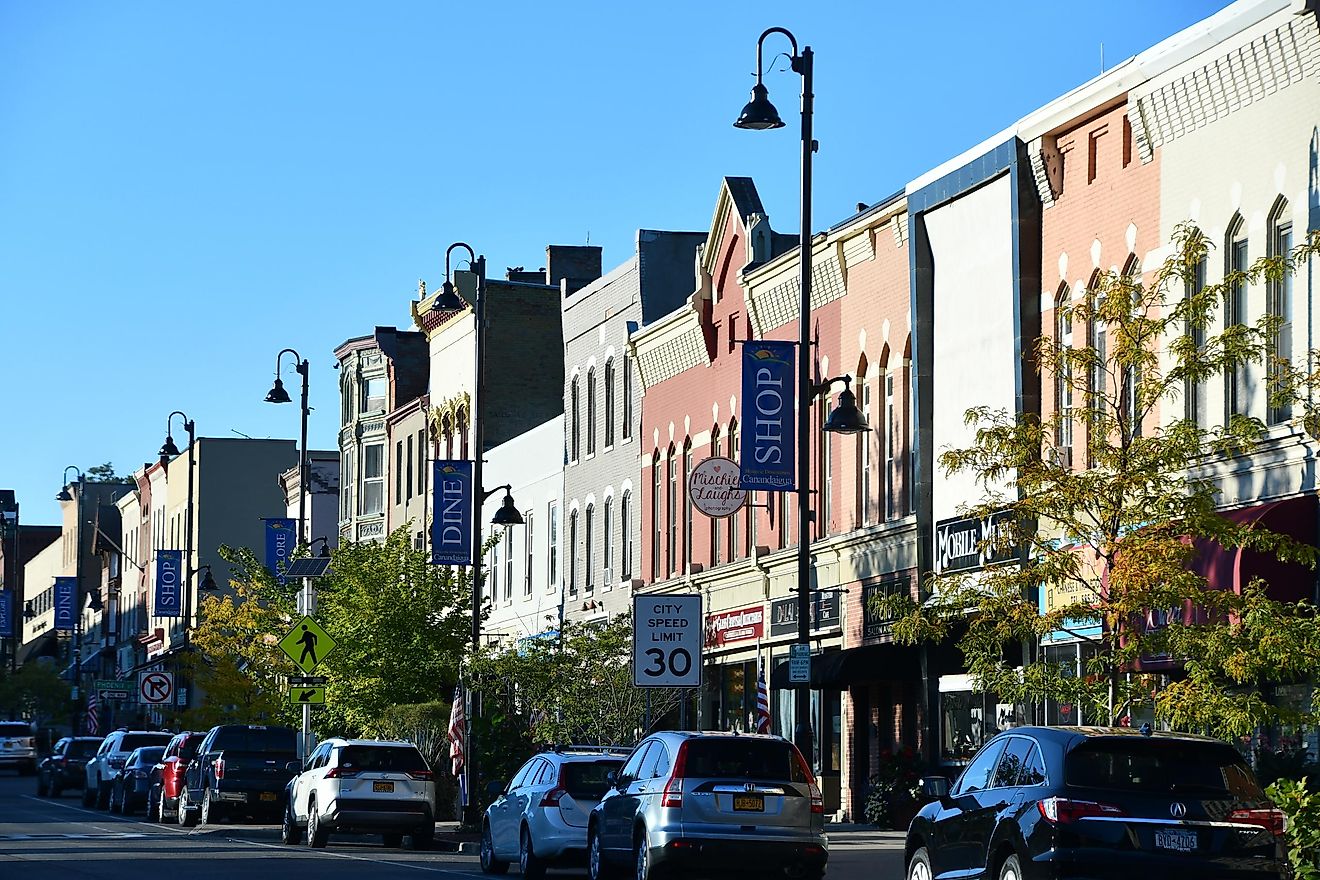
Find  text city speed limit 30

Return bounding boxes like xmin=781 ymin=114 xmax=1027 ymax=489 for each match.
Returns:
xmin=632 ymin=594 xmax=701 ymax=688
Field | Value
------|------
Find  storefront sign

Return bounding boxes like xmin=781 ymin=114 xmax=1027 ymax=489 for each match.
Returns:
xmin=53 ymin=577 xmax=76 ymax=631
xmin=705 ymin=605 xmax=764 ymax=647
xmin=155 ymin=550 xmax=182 ymax=618
xmin=263 ymin=518 xmax=296 ymax=585
xmin=862 ymin=579 xmax=910 ymax=640
xmin=739 ymin=340 xmax=795 ymax=491
xmin=431 ymin=461 xmax=473 ymax=566
xmin=935 ymin=509 xmax=1017 ymax=574
xmin=769 ymin=592 xmax=841 ymax=637
xmin=689 ymin=456 xmax=746 ymax=518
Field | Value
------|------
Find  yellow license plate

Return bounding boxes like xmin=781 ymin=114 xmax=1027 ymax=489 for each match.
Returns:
xmin=259 ymin=792 xmax=277 ymax=802
xmin=733 ymin=794 xmax=764 ymax=812
xmin=373 ymin=781 xmax=395 ymax=793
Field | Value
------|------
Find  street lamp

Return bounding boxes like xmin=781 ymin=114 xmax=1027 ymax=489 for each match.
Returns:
xmin=817 ymin=376 xmax=869 ymax=435
xmin=57 ymin=465 xmax=85 ymax=734
xmin=198 ymin=565 xmax=218 ymax=593
xmin=160 ymin=411 xmax=198 ymax=638
xmin=264 ymin=348 xmax=311 ymax=546
xmin=735 ymin=26 xmax=818 ymax=765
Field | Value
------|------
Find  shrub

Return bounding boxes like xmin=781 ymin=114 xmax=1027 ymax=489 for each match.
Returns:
xmin=1267 ymin=776 xmax=1320 ymax=880
xmin=862 ymin=746 xmax=923 ymax=829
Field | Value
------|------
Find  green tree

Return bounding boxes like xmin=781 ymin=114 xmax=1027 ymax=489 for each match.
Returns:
xmin=0 ymin=662 xmax=71 ymax=724
xmin=85 ymin=462 xmax=121 ymax=482
xmin=874 ymin=224 xmax=1320 ymax=738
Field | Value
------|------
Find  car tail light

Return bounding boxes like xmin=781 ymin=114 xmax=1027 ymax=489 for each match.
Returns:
xmin=661 ymin=743 xmax=688 ymax=809
xmin=1229 ymin=808 xmax=1286 ymax=837
xmin=791 ymin=746 xmax=824 ymax=815
xmin=213 ymin=757 xmax=224 ymax=779
xmin=539 ymin=787 xmax=567 ymax=807
xmin=406 ymin=768 xmax=434 ymax=781
xmin=324 ymin=767 xmax=359 ymax=779
xmin=1038 ymin=797 xmax=1127 ymax=824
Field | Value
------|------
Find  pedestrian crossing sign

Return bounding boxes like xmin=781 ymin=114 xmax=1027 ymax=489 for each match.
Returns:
xmin=290 ymin=686 xmax=326 ymax=705
xmin=278 ymin=615 xmax=337 ymax=674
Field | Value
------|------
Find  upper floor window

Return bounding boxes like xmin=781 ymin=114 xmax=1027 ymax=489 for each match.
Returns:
xmin=504 ymin=528 xmax=513 ymax=602
xmin=1120 ymin=255 xmax=1142 ymax=440
xmin=651 ymin=455 xmax=662 ymax=580
xmin=621 ymin=490 xmax=633 ymax=581
xmin=524 ymin=512 xmax=534 ymax=597
xmin=604 ymin=358 xmax=616 ymax=448
xmin=682 ymin=441 xmax=693 ymax=571
xmin=1268 ymin=199 xmax=1293 ymax=425
xmin=1055 ymin=285 xmax=1074 ymax=467
xmin=622 ymin=355 xmax=633 ymax=440
xmin=1226 ymin=215 xmax=1249 ymax=423
xmin=362 ymin=376 xmax=386 ymax=413
xmin=728 ymin=420 xmax=740 ymax=560
xmin=570 ymin=378 xmax=581 ymax=462
xmin=1185 ymin=251 xmax=1210 ymax=429
xmin=603 ymin=497 xmax=614 ymax=585
xmin=548 ymin=502 xmax=559 ymax=590
xmin=857 ymin=366 xmax=873 ymax=526
xmin=490 ymin=539 xmax=499 ymax=604
xmin=585 ymin=503 xmax=596 ymax=592
xmin=587 ymin=368 xmax=597 ymax=456
xmin=405 ymin=434 xmax=415 ymax=503
xmin=666 ymin=448 xmax=677 ymax=577
xmin=361 ymin=443 xmax=384 ymax=516
xmin=710 ymin=428 xmax=722 ymax=567
xmin=568 ymin=508 xmax=579 ymax=595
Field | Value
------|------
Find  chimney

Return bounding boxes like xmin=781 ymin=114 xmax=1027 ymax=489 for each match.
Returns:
xmin=545 ymin=245 xmax=603 ymax=296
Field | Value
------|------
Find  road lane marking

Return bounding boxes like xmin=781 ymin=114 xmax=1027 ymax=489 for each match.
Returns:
xmin=0 ymin=832 xmax=148 ymax=840
xmin=235 ymin=838 xmax=477 ymax=877
xmin=18 ymin=795 xmax=197 ymax=835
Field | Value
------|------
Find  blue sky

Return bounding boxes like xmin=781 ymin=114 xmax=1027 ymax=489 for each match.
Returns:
xmin=1 ymin=0 xmax=1221 ymax=525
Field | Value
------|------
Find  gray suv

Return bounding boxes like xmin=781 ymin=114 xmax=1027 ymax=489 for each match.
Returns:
xmin=587 ymin=731 xmax=828 ymax=880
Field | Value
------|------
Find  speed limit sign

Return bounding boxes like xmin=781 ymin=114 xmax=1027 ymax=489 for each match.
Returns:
xmin=633 ymin=594 xmax=702 ymax=688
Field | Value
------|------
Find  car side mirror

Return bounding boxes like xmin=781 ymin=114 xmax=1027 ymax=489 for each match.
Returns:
xmin=285 ymin=761 xmax=301 ymax=774
xmin=485 ymin=780 xmax=505 ymax=799
xmin=921 ymin=776 xmax=951 ymax=800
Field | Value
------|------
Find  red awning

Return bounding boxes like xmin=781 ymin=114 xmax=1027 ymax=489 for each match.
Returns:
xmin=1191 ymin=494 xmax=1316 ymax=603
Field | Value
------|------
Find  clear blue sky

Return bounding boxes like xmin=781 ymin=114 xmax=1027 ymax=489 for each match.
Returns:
xmin=1 ymin=0 xmax=1221 ymax=525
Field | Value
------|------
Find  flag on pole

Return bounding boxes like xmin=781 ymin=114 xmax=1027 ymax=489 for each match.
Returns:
xmin=86 ymin=690 xmax=100 ymax=736
xmin=447 ymin=684 xmax=468 ymax=807
xmin=755 ymin=664 xmax=771 ymax=734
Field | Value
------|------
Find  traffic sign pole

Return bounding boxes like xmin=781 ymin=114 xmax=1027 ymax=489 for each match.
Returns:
xmin=301 ymin=575 xmax=311 ymax=760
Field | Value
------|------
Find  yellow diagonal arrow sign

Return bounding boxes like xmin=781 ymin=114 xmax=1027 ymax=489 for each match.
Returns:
xmin=289 ymin=686 xmax=326 ymax=705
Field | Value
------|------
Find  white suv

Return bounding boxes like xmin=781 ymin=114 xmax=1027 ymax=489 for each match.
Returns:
xmin=83 ymin=729 xmax=173 ymax=809
xmin=281 ymin=738 xmax=436 ymax=850
xmin=0 ymin=721 xmax=37 ymax=776
xmin=481 ymin=747 xmax=629 ymax=878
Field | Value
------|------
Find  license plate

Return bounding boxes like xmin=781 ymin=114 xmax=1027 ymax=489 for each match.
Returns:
xmin=373 ymin=781 xmax=395 ymax=793
xmin=1155 ymin=829 xmax=1197 ymax=852
xmin=733 ymin=794 xmax=764 ymax=812
xmin=259 ymin=792 xmax=277 ymax=802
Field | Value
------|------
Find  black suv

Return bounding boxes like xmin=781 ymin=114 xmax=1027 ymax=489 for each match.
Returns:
xmin=904 ymin=726 xmax=1287 ymax=880
xmin=180 ymin=724 xmax=298 ymax=827
xmin=36 ymin=736 xmax=102 ymax=797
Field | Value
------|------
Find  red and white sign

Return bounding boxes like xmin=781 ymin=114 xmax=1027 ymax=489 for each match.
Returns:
xmin=138 ymin=671 xmax=174 ymax=705
xmin=689 ymin=457 xmax=747 ymax=518
xmin=705 ymin=605 xmax=764 ymax=647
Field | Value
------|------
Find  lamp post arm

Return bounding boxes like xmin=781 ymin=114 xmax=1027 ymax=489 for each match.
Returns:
xmin=754 ymin=27 xmax=800 ymax=81
xmin=445 ymin=243 xmax=477 ymax=283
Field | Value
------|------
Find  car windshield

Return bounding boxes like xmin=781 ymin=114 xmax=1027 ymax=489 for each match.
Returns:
xmin=212 ymin=728 xmax=298 ymax=753
xmin=338 ymin=745 xmax=427 ymax=773
xmin=0 ymin=723 xmax=32 ymax=737
xmin=119 ymin=734 xmax=172 ymax=752
xmin=683 ymin=739 xmax=806 ymax=783
xmin=1066 ymin=738 xmax=1264 ymax=798
xmin=562 ymin=760 xmax=624 ymax=798
xmin=68 ymin=741 xmax=101 ymax=757
xmin=132 ymin=747 xmax=166 ymax=766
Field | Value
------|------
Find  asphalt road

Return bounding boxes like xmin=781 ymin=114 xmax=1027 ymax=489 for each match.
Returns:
xmin=0 ymin=771 xmax=906 ymax=879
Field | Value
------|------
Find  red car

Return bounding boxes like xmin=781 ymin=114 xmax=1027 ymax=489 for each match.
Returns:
xmin=147 ymin=732 xmax=205 ymax=823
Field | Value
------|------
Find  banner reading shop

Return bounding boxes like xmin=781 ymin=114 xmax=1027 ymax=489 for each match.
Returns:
xmin=263 ymin=518 xmax=296 ymax=586
xmin=155 ymin=550 xmax=183 ymax=618
xmin=53 ymin=577 xmax=76 ymax=631
xmin=431 ymin=460 xmax=473 ymax=566
xmin=739 ymin=340 xmax=795 ymax=491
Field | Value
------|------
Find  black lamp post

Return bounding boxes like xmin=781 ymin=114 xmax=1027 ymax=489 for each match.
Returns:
xmin=57 ymin=465 xmax=84 ymax=734
xmin=265 ymin=349 xmax=311 ymax=547
xmin=160 ymin=411 xmax=197 ymax=638
xmin=735 ymin=26 xmax=818 ymax=765
xmin=433 ymin=241 xmax=525 ymax=825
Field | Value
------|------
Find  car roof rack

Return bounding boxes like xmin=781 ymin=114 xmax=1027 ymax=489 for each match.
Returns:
xmin=553 ymin=744 xmax=633 ymax=756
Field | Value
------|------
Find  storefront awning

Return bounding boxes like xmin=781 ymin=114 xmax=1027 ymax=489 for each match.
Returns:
xmin=1192 ymin=495 xmax=1316 ymax=603
xmin=15 ymin=631 xmax=60 ymax=666
xmin=770 ymin=642 xmax=921 ymax=689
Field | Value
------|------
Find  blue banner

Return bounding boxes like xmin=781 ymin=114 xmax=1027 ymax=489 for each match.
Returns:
xmin=54 ymin=577 xmax=76 ymax=631
xmin=264 ymin=518 xmax=296 ymax=585
xmin=0 ymin=590 xmax=11 ymax=638
xmin=431 ymin=460 xmax=474 ymax=566
xmin=155 ymin=549 xmax=183 ymax=618
xmin=739 ymin=340 xmax=796 ymax=490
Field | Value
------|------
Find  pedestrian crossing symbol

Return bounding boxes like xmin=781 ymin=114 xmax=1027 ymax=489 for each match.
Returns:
xmin=290 ymin=686 xmax=326 ymax=705
xmin=279 ymin=615 xmax=337 ymax=674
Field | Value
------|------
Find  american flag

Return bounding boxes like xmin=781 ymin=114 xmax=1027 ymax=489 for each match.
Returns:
xmin=86 ymin=691 xmax=99 ymax=736
xmin=447 ymin=685 xmax=467 ymax=807
xmin=755 ymin=664 xmax=771 ymax=734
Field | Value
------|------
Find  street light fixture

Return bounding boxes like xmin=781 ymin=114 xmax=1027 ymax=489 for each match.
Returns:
xmin=264 ymin=348 xmax=311 ymax=546
xmin=817 ymin=376 xmax=869 ymax=435
xmin=198 ymin=565 xmax=218 ymax=592
xmin=735 ymin=25 xmax=818 ymax=765
xmin=488 ymin=486 xmax=525 ymax=527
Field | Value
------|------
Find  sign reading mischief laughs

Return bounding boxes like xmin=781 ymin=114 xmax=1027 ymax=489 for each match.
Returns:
xmin=689 ymin=456 xmax=746 ymax=518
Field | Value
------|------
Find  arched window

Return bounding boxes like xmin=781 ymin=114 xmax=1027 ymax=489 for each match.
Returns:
xmin=710 ymin=426 xmax=722 ymax=567
xmin=568 ymin=509 xmax=578 ymax=596
xmin=621 ymin=490 xmax=633 ymax=580
xmin=585 ymin=503 xmax=595 ymax=592
xmin=1226 ymin=214 xmax=1248 ymax=423
xmin=728 ymin=420 xmax=739 ymax=560
xmin=651 ymin=455 xmax=662 ymax=581
xmin=603 ymin=497 xmax=613 ymax=584
xmin=570 ymin=379 xmax=581 ymax=462
xmin=1185 ymin=237 xmax=1210 ymax=428
xmin=604 ymin=359 xmax=616 ymax=447
xmin=666 ymin=446 xmax=677 ymax=576
xmin=1087 ymin=270 xmax=1107 ymax=465
xmin=856 ymin=357 xmax=872 ymax=526
xmin=682 ymin=439 xmax=693 ymax=571
xmin=1055 ymin=284 xmax=1074 ymax=466
xmin=819 ymin=398 xmax=831 ymax=539
xmin=587 ymin=368 xmax=597 ymax=456
xmin=1269 ymin=198 xmax=1293 ymax=425
xmin=622 ymin=355 xmax=633 ymax=440
xmin=1121 ymin=254 xmax=1142 ymax=439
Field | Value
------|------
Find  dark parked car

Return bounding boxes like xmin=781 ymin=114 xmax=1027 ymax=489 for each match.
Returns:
xmin=147 ymin=731 xmax=205 ymax=823
xmin=904 ymin=726 xmax=1287 ymax=880
xmin=110 ymin=746 xmax=166 ymax=815
xmin=180 ymin=724 xmax=299 ymax=827
xmin=37 ymin=737 xmax=103 ymax=797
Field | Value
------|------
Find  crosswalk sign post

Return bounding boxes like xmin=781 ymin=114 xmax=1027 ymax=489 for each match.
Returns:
xmin=278 ymin=616 xmax=337 ymax=674
xmin=289 ymin=686 xmax=326 ymax=705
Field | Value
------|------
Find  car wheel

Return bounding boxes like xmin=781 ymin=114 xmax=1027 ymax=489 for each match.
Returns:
xmin=200 ymin=789 xmax=223 ymax=826
xmin=281 ymin=801 xmax=302 ymax=846
xmin=589 ymin=826 xmax=620 ymax=880
xmin=122 ymin=790 xmax=137 ymax=816
xmin=520 ymin=826 xmax=547 ymax=880
xmin=382 ymin=832 xmax=403 ymax=848
xmin=307 ymin=799 xmax=329 ymax=849
xmin=480 ymin=822 xmax=509 ymax=874
xmin=177 ymin=788 xmax=199 ymax=828
xmin=634 ymin=830 xmax=655 ymax=880
xmin=908 ymin=846 xmax=933 ymax=880
xmin=998 ymin=854 xmax=1023 ymax=880
xmin=146 ymin=787 xmax=160 ymax=822
xmin=82 ymin=783 xmax=96 ymax=807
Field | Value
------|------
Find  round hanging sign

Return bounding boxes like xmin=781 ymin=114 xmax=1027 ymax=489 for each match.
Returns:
xmin=689 ymin=456 xmax=747 ymax=518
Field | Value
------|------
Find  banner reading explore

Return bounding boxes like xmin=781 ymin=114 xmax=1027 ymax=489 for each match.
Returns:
xmin=739 ymin=340 xmax=795 ymax=490
xmin=264 ymin=518 xmax=296 ymax=585
xmin=431 ymin=461 xmax=473 ymax=566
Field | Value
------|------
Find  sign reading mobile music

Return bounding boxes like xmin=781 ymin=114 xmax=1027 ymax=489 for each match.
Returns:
xmin=431 ymin=460 xmax=474 ymax=566
xmin=739 ymin=340 xmax=795 ymax=491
